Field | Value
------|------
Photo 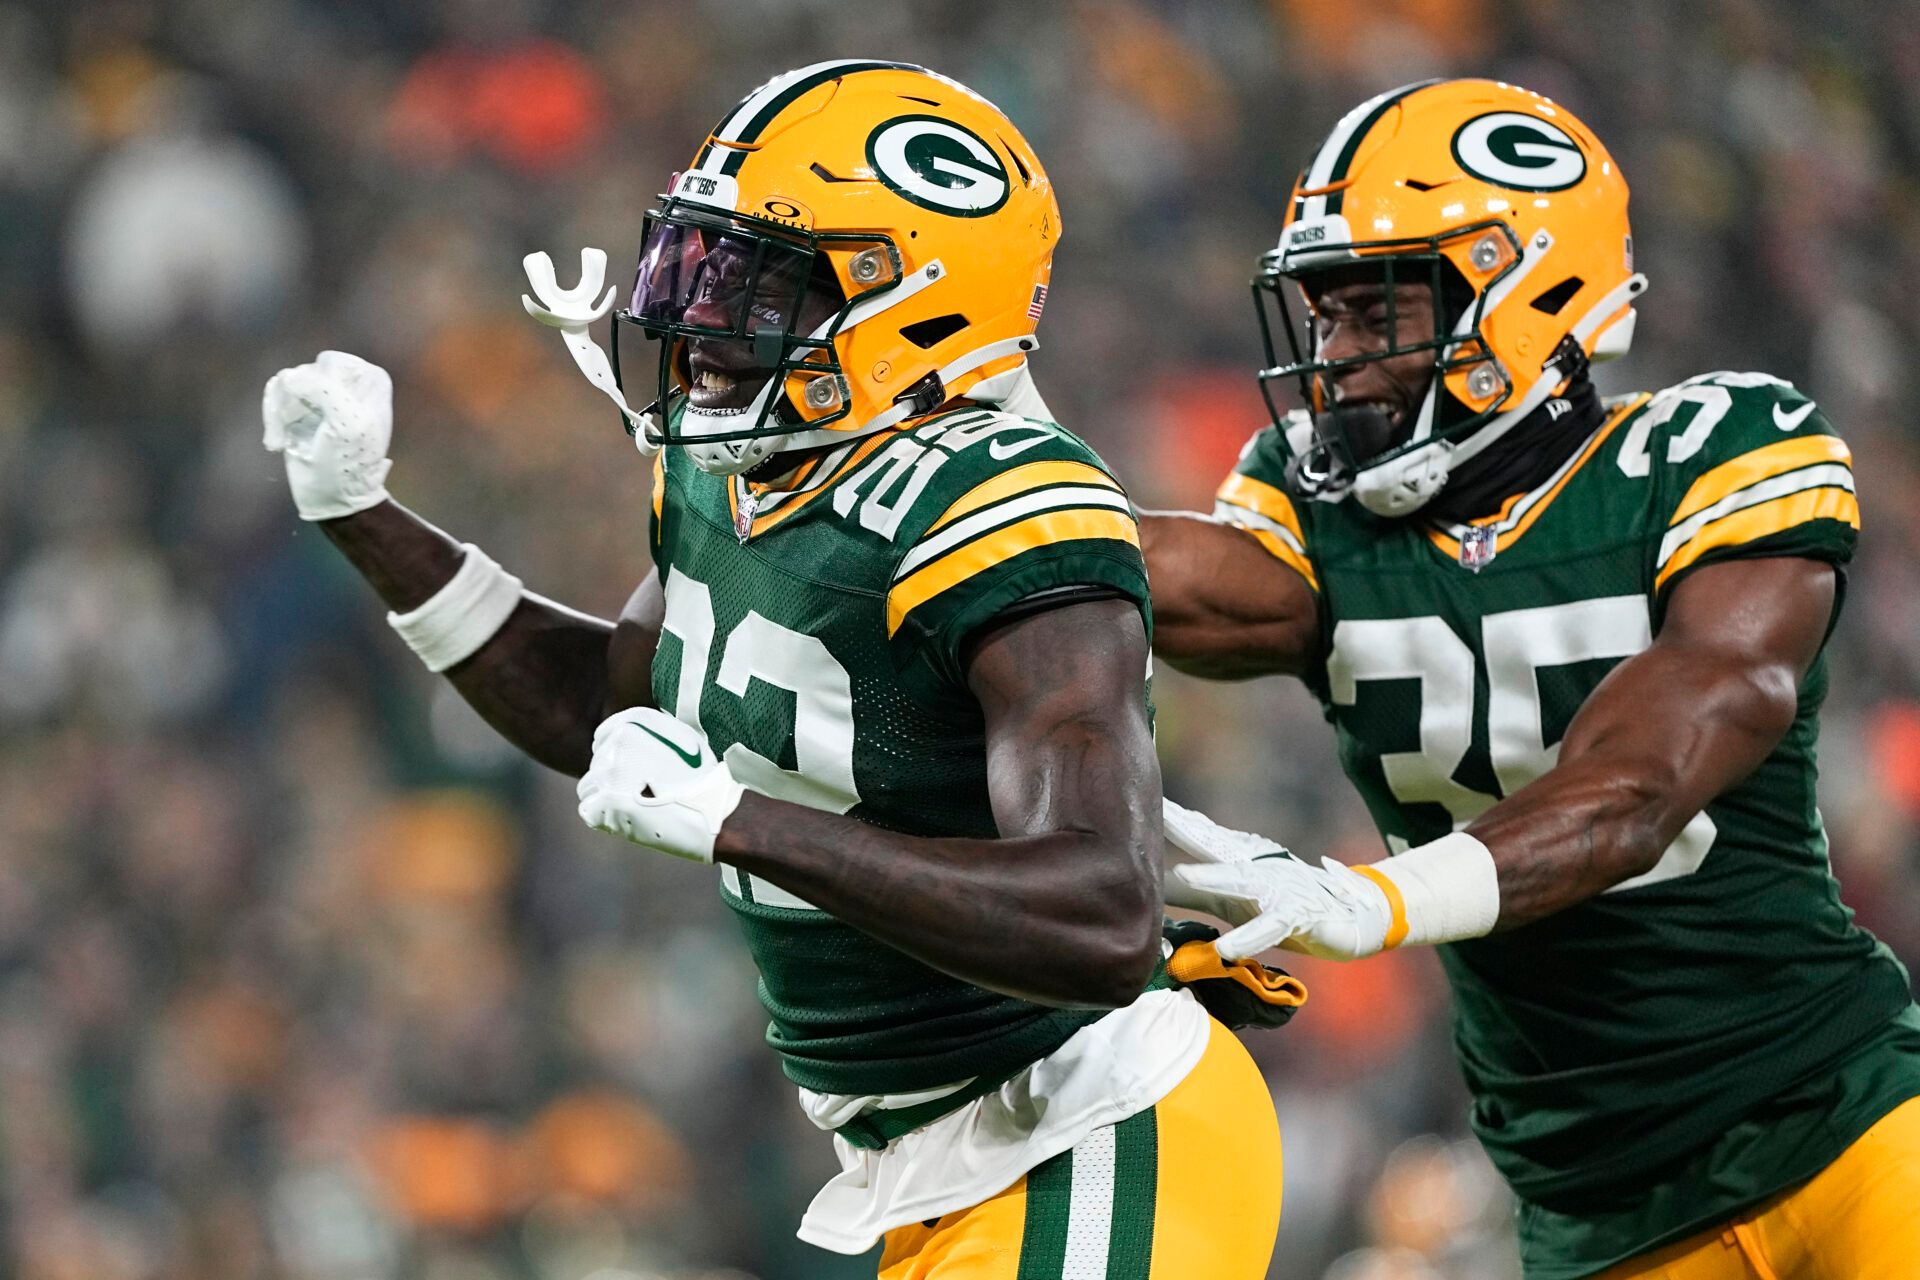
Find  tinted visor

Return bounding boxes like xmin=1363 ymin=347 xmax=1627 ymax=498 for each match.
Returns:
xmin=628 ymin=217 xmax=820 ymax=340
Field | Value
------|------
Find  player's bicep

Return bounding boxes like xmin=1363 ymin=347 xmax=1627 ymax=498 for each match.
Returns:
xmin=1561 ymin=557 xmax=1832 ymax=807
xmin=964 ymin=598 xmax=1158 ymax=847
xmin=1139 ymin=511 xmax=1320 ymax=678
xmin=605 ymin=569 xmax=665 ymax=712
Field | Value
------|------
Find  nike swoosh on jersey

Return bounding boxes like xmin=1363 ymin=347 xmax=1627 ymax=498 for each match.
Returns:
xmin=987 ymin=432 xmax=1053 ymax=460
xmin=635 ymin=721 xmax=703 ymax=768
xmin=1773 ymin=402 xmax=1817 ymax=432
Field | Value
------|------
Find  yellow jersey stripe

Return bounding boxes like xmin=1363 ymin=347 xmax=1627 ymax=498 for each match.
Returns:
xmin=650 ymin=452 xmax=665 ymax=530
xmin=897 ymin=487 xmax=1131 ymax=580
xmin=1670 ymin=434 xmax=1853 ymax=525
xmin=886 ymin=507 xmax=1141 ymax=637
xmin=927 ymin=461 xmax=1122 ymax=534
xmin=1658 ymin=464 xmax=1854 ymax=567
xmin=1655 ymin=486 xmax=1860 ymax=590
xmin=1215 ymin=472 xmax=1305 ymax=543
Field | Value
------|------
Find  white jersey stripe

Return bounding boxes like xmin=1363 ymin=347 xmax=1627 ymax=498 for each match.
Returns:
xmin=893 ymin=487 xmax=1133 ymax=580
xmin=1214 ymin=500 xmax=1307 ymax=558
xmin=1656 ymin=463 xmax=1856 ymax=567
xmin=1062 ymin=1122 xmax=1116 ymax=1279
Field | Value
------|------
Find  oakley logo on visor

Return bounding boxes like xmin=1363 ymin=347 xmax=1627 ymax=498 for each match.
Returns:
xmin=1451 ymin=112 xmax=1586 ymax=192
xmin=866 ymin=115 xmax=1010 ymax=216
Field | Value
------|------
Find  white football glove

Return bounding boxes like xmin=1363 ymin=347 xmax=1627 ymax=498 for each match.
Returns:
xmin=1163 ymin=799 xmax=1393 ymax=962
xmin=1163 ymin=797 xmax=1290 ymax=870
xmin=576 ymin=708 xmax=745 ymax=864
xmin=261 ymin=350 xmax=394 ymax=521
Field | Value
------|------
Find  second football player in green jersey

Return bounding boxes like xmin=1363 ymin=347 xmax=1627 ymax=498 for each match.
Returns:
xmin=1144 ymin=77 xmax=1920 ymax=1279
xmin=1199 ymin=374 xmax=1917 ymax=1275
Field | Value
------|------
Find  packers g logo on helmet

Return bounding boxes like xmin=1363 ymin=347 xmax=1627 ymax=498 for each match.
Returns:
xmin=1257 ymin=78 xmax=1645 ymax=517
xmin=866 ymin=115 xmax=1010 ymax=216
xmin=1451 ymin=112 xmax=1587 ymax=192
xmin=606 ymin=61 xmax=1059 ymax=477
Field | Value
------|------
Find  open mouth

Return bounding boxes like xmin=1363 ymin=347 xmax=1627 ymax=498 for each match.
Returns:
xmin=1332 ymin=396 xmax=1408 ymax=429
xmin=687 ymin=352 xmax=768 ymax=412
xmin=1325 ymin=396 xmax=1414 ymax=461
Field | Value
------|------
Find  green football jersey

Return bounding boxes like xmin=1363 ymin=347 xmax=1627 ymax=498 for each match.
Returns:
xmin=648 ymin=405 xmax=1152 ymax=1101
xmin=1217 ymin=372 xmax=1920 ymax=1277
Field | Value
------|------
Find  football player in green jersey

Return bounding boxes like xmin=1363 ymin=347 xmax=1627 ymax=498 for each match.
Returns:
xmin=1141 ymin=78 xmax=1920 ymax=1279
xmin=262 ymin=62 xmax=1292 ymax=1277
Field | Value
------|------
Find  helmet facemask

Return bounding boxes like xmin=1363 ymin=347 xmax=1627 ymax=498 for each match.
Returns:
xmin=1254 ymin=220 xmax=1523 ymax=512
xmin=612 ymin=196 xmax=905 ymax=476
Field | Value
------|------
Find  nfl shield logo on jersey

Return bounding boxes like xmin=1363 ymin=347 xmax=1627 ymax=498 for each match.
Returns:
xmin=734 ymin=487 xmax=758 ymax=543
xmin=1460 ymin=525 xmax=1498 ymax=572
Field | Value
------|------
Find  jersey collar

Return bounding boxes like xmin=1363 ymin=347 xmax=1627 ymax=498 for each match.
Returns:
xmin=1424 ymin=393 xmax=1651 ymax=564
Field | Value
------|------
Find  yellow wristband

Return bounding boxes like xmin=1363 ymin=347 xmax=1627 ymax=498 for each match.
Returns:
xmin=1350 ymin=864 xmax=1410 ymax=951
xmin=1359 ymin=833 xmax=1500 ymax=948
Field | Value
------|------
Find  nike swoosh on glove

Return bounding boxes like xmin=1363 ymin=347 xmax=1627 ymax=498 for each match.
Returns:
xmin=261 ymin=351 xmax=394 ymax=521
xmin=576 ymin=708 xmax=746 ymax=864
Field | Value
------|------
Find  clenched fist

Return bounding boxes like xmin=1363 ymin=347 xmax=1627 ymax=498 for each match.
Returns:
xmin=261 ymin=350 xmax=394 ymax=521
xmin=577 ymin=708 xmax=746 ymax=864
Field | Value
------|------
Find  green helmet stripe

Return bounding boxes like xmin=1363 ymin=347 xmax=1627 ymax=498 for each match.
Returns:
xmin=692 ymin=60 xmax=922 ymax=176
xmin=1319 ymin=78 xmax=1443 ymax=216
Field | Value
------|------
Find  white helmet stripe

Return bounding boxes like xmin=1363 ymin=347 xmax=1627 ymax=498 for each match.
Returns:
xmin=693 ymin=60 xmax=912 ymax=175
xmin=1296 ymin=80 xmax=1439 ymax=221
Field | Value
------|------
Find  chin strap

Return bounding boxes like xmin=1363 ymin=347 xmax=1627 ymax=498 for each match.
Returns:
xmin=1446 ymin=270 xmax=1648 ymax=472
xmin=850 ymin=335 xmax=1040 ymax=435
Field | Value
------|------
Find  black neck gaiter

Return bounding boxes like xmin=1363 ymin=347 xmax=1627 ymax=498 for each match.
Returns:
xmin=1425 ymin=374 xmax=1603 ymax=525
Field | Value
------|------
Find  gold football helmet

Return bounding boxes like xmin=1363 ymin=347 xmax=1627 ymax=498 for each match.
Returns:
xmin=1257 ymin=78 xmax=1646 ymax=515
xmin=614 ymin=60 xmax=1060 ymax=475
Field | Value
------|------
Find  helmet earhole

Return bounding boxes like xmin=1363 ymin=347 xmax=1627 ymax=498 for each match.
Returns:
xmin=900 ymin=314 xmax=968 ymax=349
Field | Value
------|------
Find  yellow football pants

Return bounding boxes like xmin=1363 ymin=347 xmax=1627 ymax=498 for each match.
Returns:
xmin=1596 ymin=1094 xmax=1920 ymax=1280
xmin=877 ymin=1017 xmax=1282 ymax=1279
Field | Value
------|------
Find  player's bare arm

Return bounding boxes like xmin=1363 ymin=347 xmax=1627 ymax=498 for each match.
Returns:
xmin=1138 ymin=511 xmax=1320 ymax=678
xmin=1466 ymin=555 xmax=1833 ymax=926
xmin=716 ymin=599 xmax=1161 ymax=1010
xmin=261 ymin=352 xmax=658 ymax=776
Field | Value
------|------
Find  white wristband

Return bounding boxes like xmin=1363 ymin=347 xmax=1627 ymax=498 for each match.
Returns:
xmin=386 ymin=544 xmax=525 ymax=672
xmin=1365 ymin=832 xmax=1501 ymax=948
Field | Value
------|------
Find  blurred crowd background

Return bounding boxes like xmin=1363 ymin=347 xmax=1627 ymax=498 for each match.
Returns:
xmin=4 ymin=0 xmax=1920 ymax=1277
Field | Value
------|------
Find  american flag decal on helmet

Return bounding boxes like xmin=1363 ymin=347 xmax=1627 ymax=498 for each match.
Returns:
xmin=1027 ymin=283 xmax=1048 ymax=321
